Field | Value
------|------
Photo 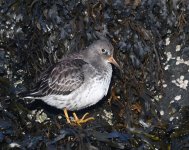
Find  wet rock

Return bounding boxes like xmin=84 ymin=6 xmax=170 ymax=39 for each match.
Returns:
xmin=182 ymin=46 xmax=189 ymax=59
xmin=0 ymin=49 xmax=6 ymax=76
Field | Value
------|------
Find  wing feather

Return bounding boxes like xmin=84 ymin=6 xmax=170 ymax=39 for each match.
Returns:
xmin=30 ymin=59 xmax=87 ymax=96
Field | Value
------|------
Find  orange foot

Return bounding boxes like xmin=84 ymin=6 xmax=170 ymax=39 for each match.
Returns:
xmin=63 ymin=108 xmax=94 ymax=126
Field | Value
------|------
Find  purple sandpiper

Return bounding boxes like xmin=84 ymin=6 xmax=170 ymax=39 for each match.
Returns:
xmin=26 ymin=39 xmax=120 ymax=125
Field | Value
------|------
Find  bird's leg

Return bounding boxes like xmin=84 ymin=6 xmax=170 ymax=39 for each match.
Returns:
xmin=63 ymin=108 xmax=71 ymax=124
xmin=72 ymin=112 xmax=94 ymax=125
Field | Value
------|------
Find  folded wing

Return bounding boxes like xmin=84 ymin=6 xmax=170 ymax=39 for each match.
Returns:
xmin=30 ymin=59 xmax=88 ymax=97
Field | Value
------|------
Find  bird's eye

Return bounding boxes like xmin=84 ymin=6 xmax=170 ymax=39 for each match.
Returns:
xmin=102 ymin=49 xmax=110 ymax=55
xmin=102 ymin=49 xmax=106 ymax=53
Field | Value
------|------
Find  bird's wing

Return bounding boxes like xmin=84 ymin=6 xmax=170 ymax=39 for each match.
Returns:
xmin=30 ymin=59 xmax=88 ymax=97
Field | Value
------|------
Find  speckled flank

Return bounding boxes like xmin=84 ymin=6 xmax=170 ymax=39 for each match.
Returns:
xmin=41 ymin=65 xmax=112 ymax=111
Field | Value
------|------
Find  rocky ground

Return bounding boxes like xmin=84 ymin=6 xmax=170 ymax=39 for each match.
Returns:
xmin=0 ymin=0 xmax=189 ymax=149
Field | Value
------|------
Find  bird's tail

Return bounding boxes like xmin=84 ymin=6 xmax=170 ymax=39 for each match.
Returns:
xmin=18 ymin=90 xmax=35 ymax=99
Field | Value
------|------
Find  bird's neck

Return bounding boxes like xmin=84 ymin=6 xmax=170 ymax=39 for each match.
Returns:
xmin=90 ymin=58 xmax=112 ymax=73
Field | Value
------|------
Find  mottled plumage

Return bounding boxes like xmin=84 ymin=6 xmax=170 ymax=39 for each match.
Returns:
xmin=27 ymin=39 xmax=119 ymax=111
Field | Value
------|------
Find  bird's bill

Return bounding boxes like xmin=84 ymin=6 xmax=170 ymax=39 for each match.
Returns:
xmin=108 ymin=56 xmax=120 ymax=69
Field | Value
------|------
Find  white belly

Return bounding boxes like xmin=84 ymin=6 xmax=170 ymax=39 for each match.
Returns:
xmin=41 ymin=74 xmax=112 ymax=111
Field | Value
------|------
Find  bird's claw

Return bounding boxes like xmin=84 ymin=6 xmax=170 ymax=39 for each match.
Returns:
xmin=63 ymin=108 xmax=94 ymax=126
xmin=72 ymin=112 xmax=94 ymax=126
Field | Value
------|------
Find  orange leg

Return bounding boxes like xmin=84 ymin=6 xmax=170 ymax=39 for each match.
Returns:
xmin=63 ymin=108 xmax=71 ymax=124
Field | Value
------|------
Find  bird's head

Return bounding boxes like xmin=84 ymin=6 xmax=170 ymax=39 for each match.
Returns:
xmin=87 ymin=40 xmax=120 ymax=69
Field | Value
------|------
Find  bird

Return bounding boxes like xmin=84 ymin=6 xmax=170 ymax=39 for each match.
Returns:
xmin=25 ymin=39 xmax=120 ymax=125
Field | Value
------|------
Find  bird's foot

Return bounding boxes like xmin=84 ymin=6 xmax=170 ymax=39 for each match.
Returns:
xmin=63 ymin=108 xmax=94 ymax=126
xmin=72 ymin=112 xmax=94 ymax=126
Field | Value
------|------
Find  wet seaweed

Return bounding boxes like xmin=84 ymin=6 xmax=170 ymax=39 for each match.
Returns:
xmin=0 ymin=0 xmax=189 ymax=149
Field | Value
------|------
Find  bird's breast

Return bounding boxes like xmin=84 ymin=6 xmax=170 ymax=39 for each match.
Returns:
xmin=74 ymin=67 xmax=112 ymax=110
